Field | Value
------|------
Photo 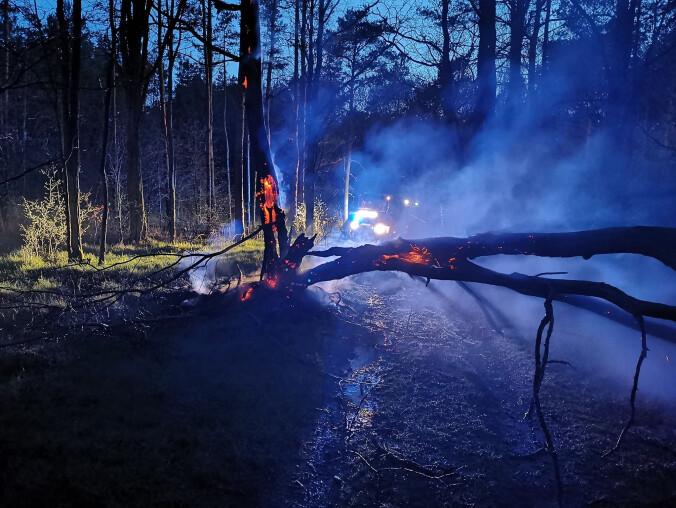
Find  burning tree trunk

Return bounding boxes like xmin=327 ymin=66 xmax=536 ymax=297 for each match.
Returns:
xmin=239 ymin=0 xmax=289 ymax=275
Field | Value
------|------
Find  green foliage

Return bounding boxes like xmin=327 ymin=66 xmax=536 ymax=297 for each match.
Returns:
xmin=20 ymin=169 xmax=66 ymax=261
xmin=292 ymin=200 xmax=342 ymax=241
xmin=19 ymin=169 xmax=101 ymax=261
xmin=292 ymin=203 xmax=307 ymax=234
xmin=312 ymin=199 xmax=337 ymax=240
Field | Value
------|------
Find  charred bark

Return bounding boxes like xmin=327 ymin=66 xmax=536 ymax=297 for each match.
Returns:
xmin=239 ymin=0 xmax=289 ymax=274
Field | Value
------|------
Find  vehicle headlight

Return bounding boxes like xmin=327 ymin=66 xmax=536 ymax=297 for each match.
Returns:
xmin=355 ymin=209 xmax=378 ymax=221
xmin=373 ymin=223 xmax=390 ymax=235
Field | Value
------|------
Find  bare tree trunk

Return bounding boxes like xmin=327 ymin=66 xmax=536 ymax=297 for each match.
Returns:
xmin=160 ymin=0 xmax=178 ymax=242
xmin=476 ymin=0 xmax=496 ymax=128
xmin=343 ymin=140 xmax=352 ymax=222
xmin=439 ymin=0 xmax=454 ymax=122
xmin=528 ymin=0 xmax=544 ymax=93
xmin=125 ymin=87 xmax=146 ymax=243
xmin=223 ymin=28 xmax=232 ymax=226
xmin=265 ymin=0 xmax=278 ymax=145
xmin=57 ymin=0 xmax=84 ymax=261
xmin=304 ymin=0 xmax=324 ymax=233
xmin=1 ymin=0 xmax=8 ymax=136
xmin=298 ymin=0 xmax=307 ymax=221
xmin=542 ymin=0 xmax=551 ymax=69
xmin=203 ymin=0 xmax=215 ymax=217
xmin=0 ymin=0 xmax=10 ymax=225
xmin=232 ymin=84 xmax=244 ymax=235
xmin=98 ymin=0 xmax=117 ymax=264
xmin=508 ymin=0 xmax=527 ymax=111
xmin=291 ymin=0 xmax=300 ymax=223
xmin=113 ymin=73 xmax=124 ymax=243
xmin=119 ymin=0 xmax=185 ymax=243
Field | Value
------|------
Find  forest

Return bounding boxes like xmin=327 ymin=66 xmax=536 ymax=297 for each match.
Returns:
xmin=0 ymin=0 xmax=675 ymax=506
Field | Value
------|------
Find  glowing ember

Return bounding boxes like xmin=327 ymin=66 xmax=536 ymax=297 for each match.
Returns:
xmin=257 ymin=175 xmax=279 ymax=227
xmin=381 ymin=244 xmax=437 ymax=265
xmin=241 ymin=287 xmax=254 ymax=301
xmin=243 ymin=76 xmax=248 ymax=89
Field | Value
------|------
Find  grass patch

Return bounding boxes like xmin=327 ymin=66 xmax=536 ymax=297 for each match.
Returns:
xmin=0 ymin=237 xmax=265 ymax=292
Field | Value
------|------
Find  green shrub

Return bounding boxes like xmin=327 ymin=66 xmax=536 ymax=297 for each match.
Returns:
xmin=20 ymin=169 xmax=100 ymax=261
xmin=292 ymin=199 xmax=342 ymax=240
xmin=20 ymin=169 xmax=66 ymax=260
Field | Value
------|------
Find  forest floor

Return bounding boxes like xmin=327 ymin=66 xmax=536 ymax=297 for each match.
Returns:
xmin=0 ymin=266 xmax=675 ymax=507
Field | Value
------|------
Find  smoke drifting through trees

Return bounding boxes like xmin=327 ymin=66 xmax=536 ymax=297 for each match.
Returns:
xmin=0 ymin=0 xmax=674 ymax=247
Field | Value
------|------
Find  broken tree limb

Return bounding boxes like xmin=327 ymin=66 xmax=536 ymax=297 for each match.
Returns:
xmin=299 ymin=228 xmax=676 ymax=327
xmin=308 ymin=227 xmax=676 ymax=270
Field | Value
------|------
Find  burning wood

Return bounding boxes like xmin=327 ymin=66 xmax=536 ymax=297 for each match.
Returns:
xmin=257 ymin=175 xmax=278 ymax=229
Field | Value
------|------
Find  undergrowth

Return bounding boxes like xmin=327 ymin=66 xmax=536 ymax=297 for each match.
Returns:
xmin=0 ymin=239 xmax=265 ymax=292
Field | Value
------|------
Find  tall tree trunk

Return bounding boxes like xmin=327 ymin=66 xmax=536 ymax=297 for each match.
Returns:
xmin=291 ymin=0 xmax=300 ymax=223
xmin=239 ymin=0 xmax=288 ymax=274
xmin=1 ymin=0 xmax=11 ymax=224
xmin=476 ymin=0 xmax=496 ymax=129
xmin=610 ymin=0 xmax=641 ymax=133
xmin=265 ymin=0 xmax=278 ymax=145
xmin=1 ymin=0 xmax=9 ymax=137
xmin=119 ymin=0 xmax=182 ymax=243
xmin=343 ymin=140 xmax=352 ymax=222
xmin=223 ymin=56 xmax=232 ymax=227
xmin=508 ymin=0 xmax=527 ymax=113
xmin=98 ymin=0 xmax=117 ymax=265
xmin=298 ymin=0 xmax=307 ymax=222
xmin=304 ymin=0 xmax=324 ymax=234
xmin=528 ymin=0 xmax=545 ymax=93
xmin=125 ymin=86 xmax=146 ymax=243
xmin=57 ymin=0 xmax=84 ymax=261
xmin=542 ymin=0 xmax=551 ymax=70
xmin=113 ymin=65 xmax=123 ymax=242
xmin=203 ymin=0 xmax=215 ymax=216
xmin=439 ymin=0 xmax=454 ymax=122
xmin=159 ymin=0 xmax=177 ymax=242
xmin=232 ymin=85 xmax=244 ymax=236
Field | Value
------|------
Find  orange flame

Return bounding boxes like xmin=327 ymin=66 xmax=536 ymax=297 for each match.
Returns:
xmin=241 ymin=286 xmax=254 ymax=301
xmin=381 ymin=244 xmax=437 ymax=265
xmin=257 ymin=175 xmax=278 ymax=227
xmin=243 ymin=76 xmax=248 ymax=89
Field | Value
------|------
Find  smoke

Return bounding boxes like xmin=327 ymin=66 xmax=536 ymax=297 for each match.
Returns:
xmin=179 ymin=224 xmax=244 ymax=294
xmin=303 ymin=104 xmax=676 ymax=401
xmin=266 ymin=30 xmax=676 ymax=401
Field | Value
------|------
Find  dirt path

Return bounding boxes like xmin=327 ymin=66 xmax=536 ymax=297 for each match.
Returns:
xmin=0 ymin=274 xmax=674 ymax=507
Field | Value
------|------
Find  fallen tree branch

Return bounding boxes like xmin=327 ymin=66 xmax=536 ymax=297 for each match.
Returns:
xmin=308 ymin=227 xmax=676 ymax=270
xmin=302 ymin=245 xmax=676 ymax=326
xmin=603 ymin=317 xmax=649 ymax=457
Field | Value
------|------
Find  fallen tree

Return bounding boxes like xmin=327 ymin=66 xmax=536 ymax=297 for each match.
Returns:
xmin=296 ymin=227 xmax=676 ymax=322
xmin=2 ymin=221 xmax=674 ymax=505
xmin=255 ymin=225 xmax=676 ymax=505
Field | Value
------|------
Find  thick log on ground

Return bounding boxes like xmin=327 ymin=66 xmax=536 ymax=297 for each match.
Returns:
xmin=295 ymin=227 xmax=676 ymax=325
